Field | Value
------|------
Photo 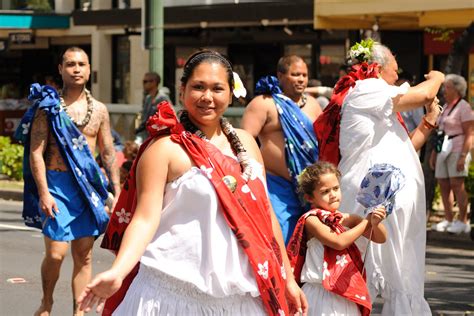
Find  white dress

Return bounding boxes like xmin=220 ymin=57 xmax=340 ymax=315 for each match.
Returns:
xmin=301 ymin=238 xmax=361 ymax=316
xmin=338 ymin=78 xmax=431 ymax=315
xmin=113 ymin=165 xmax=266 ymax=315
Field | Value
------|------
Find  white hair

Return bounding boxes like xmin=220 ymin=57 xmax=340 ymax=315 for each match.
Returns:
xmin=368 ymin=43 xmax=393 ymax=69
xmin=445 ymin=74 xmax=467 ymax=98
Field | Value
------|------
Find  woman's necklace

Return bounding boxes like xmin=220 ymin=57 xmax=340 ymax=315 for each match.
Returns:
xmin=298 ymin=93 xmax=307 ymax=109
xmin=179 ymin=111 xmax=253 ymax=182
xmin=60 ymin=89 xmax=94 ymax=127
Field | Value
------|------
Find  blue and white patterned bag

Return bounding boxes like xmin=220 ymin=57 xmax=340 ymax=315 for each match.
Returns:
xmin=356 ymin=163 xmax=405 ymax=215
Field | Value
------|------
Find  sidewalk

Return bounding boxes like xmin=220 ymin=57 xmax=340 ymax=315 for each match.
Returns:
xmin=0 ymin=180 xmax=22 ymax=201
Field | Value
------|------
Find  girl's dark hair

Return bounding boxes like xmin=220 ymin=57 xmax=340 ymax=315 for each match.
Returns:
xmin=180 ymin=50 xmax=234 ymax=91
xmin=297 ymin=161 xmax=341 ymax=196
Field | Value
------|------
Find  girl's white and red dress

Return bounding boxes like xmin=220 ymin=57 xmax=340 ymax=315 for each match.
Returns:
xmin=287 ymin=209 xmax=371 ymax=316
xmin=301 ymin=237 xmax=361 ymax=316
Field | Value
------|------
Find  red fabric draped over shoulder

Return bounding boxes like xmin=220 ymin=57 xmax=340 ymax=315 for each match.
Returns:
xmin=313 ymin=63 xmax=379 ymax=165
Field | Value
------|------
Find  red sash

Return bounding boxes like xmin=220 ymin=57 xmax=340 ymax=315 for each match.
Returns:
xmin=287 ymin=209 xmax=371 ymax=316
xmin=100 ymin=102 xmax=289 ymax=315
xmin=314 ymin=63 xmax=408 ymax=166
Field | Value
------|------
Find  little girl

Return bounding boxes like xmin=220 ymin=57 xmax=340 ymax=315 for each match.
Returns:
xmin=287 ymin=161 xmax=387 ymax=316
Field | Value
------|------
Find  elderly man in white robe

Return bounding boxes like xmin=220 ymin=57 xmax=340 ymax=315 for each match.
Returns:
xmin=338 ymin=42 xmax=444 ymax=315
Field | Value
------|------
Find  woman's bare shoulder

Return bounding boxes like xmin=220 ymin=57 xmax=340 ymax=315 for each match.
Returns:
xmin=138 ymin=136 xmax=177 ymax=163
xmin=139 ymin=135 xmax=193 ymax=181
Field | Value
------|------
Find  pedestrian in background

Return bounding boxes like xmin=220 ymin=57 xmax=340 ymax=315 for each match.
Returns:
xmin=135 ymin=72 xmax=171 ymax=143
xmin=430 ymin=74 xmax=473 ymax=234
xmin=305 ymin=79 xmax=331 ymax=110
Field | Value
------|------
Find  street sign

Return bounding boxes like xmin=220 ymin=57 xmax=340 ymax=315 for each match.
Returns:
xmin=8 ymin=32 xmax=35 ymax=45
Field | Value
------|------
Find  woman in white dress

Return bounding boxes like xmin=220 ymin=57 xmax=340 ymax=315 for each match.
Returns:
xmin=77 ymin=51 xmax=307 ymax=316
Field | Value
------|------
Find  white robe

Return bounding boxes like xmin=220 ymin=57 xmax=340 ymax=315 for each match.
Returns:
xmin=338 ymin=78 xmax=431 ymax=315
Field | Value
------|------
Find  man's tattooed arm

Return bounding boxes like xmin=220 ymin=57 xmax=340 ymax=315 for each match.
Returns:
xmin=97 ymin=103 xmax=121 ymax=197
xmin=30 ymin=109 xmax=50 ymax=198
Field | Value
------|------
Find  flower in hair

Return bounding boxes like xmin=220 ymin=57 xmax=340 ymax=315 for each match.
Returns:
xmin=349 ymin=38 xmax=375 ymax=63
xmin=233 ymin=72 xmax=247 ymax=99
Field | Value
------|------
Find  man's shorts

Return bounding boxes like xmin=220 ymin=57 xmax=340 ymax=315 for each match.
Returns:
xmin=435 ymin=151 xmax=471 ymax=179
xmin=41 ymin=170 xmax=100 ymax=241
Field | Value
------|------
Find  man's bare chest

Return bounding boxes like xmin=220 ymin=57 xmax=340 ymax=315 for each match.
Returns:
xmin=63 ymin=103 xmax=101 ymax=138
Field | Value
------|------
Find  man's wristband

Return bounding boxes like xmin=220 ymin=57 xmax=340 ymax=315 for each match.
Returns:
xmin=460 ymin=152 xmax=468 ymax=157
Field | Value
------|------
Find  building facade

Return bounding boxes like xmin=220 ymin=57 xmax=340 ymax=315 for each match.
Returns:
xmin=1 ymin=0 xmax=472 ymax=138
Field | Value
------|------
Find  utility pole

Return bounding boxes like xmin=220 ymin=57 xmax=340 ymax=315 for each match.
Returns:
xmin=148 ymin=0 xmax=164 ymax=79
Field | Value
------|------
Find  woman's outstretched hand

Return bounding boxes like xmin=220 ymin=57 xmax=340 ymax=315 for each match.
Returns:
xmin=78 ymin=269 xmax=123 ymax=313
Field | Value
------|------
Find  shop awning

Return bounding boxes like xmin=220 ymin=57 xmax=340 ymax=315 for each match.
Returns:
xmin=313 ymin=0 xmax=474 ymax=30
xmin=72 ymin=2 xmax=314 ymax=28
xmin=0 ymin=12 xmax=70 ymax=29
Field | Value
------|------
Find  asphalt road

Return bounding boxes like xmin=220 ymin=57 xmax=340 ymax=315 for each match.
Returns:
xmin=1 ymin=199 xmax=473 ymax=315
xmin=0 ymin=199 xmax=114 ymax=316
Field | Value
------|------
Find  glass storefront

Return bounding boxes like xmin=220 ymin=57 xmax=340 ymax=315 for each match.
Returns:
xmin=319 ymin=44 xmax=346 ymax=87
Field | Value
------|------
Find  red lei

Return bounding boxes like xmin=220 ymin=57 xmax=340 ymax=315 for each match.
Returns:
xmin=287 ymin=209 xmax=371 ymax=316
xmin=313 ymin=62 xmax=408 ymax=166
xmin=100 ymin=102 xmax=289 ymax=315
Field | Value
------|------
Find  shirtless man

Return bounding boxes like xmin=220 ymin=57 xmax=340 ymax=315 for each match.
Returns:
xmin=29 ymin=47 xmax=120 ymax=316
xmin=241 ymin=55 xmax=322 ymax=243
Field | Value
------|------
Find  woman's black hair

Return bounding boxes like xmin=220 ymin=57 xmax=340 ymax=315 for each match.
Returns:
xmin=180 ymin=50 xmax=234 ymax=91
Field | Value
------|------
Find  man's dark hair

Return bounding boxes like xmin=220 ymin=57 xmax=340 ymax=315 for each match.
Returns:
xmin=59 ymin=46 xmax=88 ymax=64
xmin=277 ymin=55 xmax=304 ymax=75
xmin=145 ymin=72 xmax=161 ymax=85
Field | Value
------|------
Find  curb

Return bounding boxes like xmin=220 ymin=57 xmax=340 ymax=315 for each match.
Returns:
xmin=0 ymin=189 xmax=23 ymax=202
xmin=427 ymin=230 xmax=473 ymax=248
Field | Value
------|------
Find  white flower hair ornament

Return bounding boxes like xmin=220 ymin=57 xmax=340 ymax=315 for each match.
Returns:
xmin=232 ymin=72 xmax=247 ymax=99
xmin=349 ymin=38 xmax=375 ymax=64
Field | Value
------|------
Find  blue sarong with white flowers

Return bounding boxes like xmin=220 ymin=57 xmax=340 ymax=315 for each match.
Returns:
xmin=255 ymin=76 xmax=319 ymax=243
xmin=14 ymin=84 xmax=109 ymax=236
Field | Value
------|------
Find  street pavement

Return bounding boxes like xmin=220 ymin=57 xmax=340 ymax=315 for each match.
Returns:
xmin=0 ymin=199 xmax=114 ymax=315
xmin=1 ymin=198 xmax=473 ymax=315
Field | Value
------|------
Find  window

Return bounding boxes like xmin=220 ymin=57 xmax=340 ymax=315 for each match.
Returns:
xmin=75 ymin=0 xmax=91 ymax=11
xmin=319 ymin=44 xmax=346 ymax=87
xmin=112 ymin=36 xmax=131 ymax=103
